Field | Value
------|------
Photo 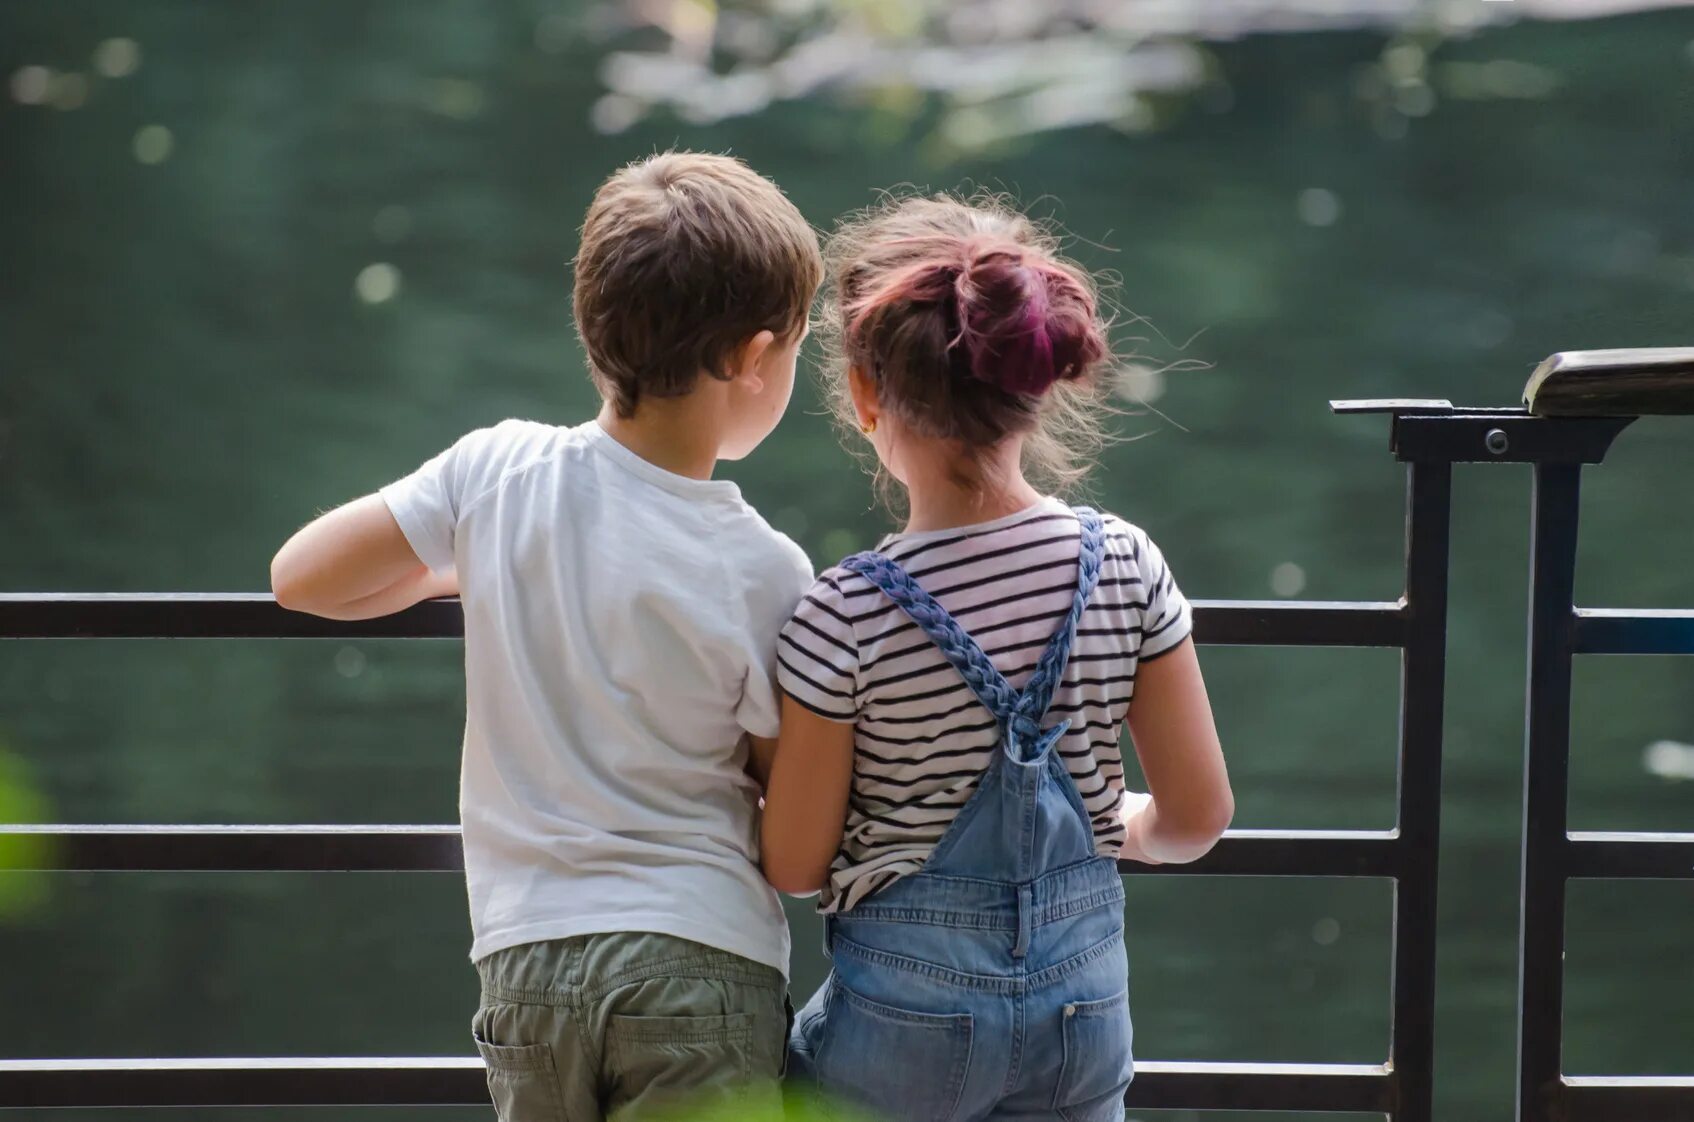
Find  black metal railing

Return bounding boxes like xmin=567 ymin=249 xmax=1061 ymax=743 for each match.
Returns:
xmin=1512 ymin=426 xmax=1694 ymax=1122
xmin=1 ymin=394 xmax=1687 ymax=1120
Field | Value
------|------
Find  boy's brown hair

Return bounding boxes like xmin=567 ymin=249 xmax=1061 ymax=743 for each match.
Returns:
xmin=573 ymin=151 xmax=823 ymax=417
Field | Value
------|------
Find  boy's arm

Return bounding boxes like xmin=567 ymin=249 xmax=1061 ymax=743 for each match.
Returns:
xmin=271 ymin=494 xmax=458 ymax=620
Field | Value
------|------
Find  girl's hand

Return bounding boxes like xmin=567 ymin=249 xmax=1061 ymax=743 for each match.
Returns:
xmin=1117 ymin=791 xmax=1162 ymax=866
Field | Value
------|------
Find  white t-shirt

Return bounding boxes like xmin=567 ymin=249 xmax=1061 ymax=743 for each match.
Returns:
xmin=777 ymin=498 xmax=1192 ymax=912
xmin=381 ymin=419 xmax=813 ymax=972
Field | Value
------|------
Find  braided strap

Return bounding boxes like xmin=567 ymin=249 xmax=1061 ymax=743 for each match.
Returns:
xmin=1013 ymin=506 xmax=1105 ymax=726
xmin=840 ymin=552 xmax=1020 ymax=719
xmin=842 ymin=506 xmax=1108 ymax=755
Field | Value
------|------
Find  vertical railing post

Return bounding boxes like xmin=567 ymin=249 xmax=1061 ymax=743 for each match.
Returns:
xmin=1515 ymin=462 xmax=1584 ymax=1122
xmin=1392 ymin=458 xmax=1454 ymax=1122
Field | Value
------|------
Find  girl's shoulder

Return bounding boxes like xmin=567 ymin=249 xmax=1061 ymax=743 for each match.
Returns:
xmin=779 ymin=562 xmax=877 ymax=720
xmin=1087 ymin=508 xmax=1188 ymax=610
xmin=785 ymin=562 xmax=878 ymax=645
xmin=1087 ymin=508 xmax=1158 ymax=564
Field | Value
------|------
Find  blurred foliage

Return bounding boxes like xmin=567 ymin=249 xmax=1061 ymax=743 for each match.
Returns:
xmin=0 ymin=743 xmax=53 ymax=919
xmin=585 ymin=0 xmax=1665 ymax=154
xmin=649 ymin=1086 xmax=875 ymax=1122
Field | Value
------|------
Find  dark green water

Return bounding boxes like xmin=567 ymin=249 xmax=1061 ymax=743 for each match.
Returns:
xmin=2 ymin=3 xmax=1692 ymax=1119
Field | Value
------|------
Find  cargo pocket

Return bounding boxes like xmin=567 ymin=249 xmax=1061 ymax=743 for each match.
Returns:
xmin=606 ymin=1011 xmax=771 ymax=1119
xmin=815 ymin=980 xmax=972 ymax=1122
xmin=473 ymin=1028 xmax=564 ymax=1122
xmin=1053 ymin=990 xmax=1134 ymax=1122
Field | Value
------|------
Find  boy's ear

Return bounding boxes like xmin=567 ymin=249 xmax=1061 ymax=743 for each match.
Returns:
xmin=730 ymin=330 xmax=777 ymax=391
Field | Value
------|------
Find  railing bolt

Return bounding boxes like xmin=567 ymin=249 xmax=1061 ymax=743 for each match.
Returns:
xmin=1485 ymin=428 xmax=1510 ymax=456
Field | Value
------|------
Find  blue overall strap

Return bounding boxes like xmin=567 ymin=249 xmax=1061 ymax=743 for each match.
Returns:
xmin=1009 ymin=506 xmax=1106 ymax=731
xmin=839 ymin=507 xmax=1108 ymax=743
xmin=839 ymin=553 xmax=1019 ymax=724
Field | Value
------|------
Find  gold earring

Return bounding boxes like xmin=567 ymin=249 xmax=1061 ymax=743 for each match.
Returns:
xmin=860 ymin=418 xmax=877 ymax=436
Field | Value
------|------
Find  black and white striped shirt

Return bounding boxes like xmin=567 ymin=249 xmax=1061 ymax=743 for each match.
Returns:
xmin=777 ymin=497 xmax=1193 ymax=912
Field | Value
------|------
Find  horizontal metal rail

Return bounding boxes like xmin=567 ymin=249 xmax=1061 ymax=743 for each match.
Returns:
xmin=1 ymin=825 xmax=1402 ymax=878
xmin=0 ymin=593 xmax=468 ymax=640
xmin=4 ymin=825 xmax=466 ymax=872
xmin=1561 ymin=1075 xmax=1694 ymax=1122
xmin=0 ymin=1057 xmax=1394 ymax=1113
xmin=0 ymin=593 xmax=1409 ymax=648
xmin=0 ymin=1057 xmax=488 ymax=1109
xmin=1572 ymin=607 xmax=1694 ymax=655
xmin=1564 ymin=831 xmax=1694 ymax=879
xmin=1130 ymin=1061 xmax=1394 ymax=1113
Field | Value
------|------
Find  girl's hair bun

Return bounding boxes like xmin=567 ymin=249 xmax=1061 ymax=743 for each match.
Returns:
xmin=953 ymin=238 xmax=1106 ymax=398
xmin=822 ymin=193 xmax=1117 ymax=501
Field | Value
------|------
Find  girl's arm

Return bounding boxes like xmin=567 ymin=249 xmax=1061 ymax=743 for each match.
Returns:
xmin=1121 ymin=637 xmax=1233 ymax=864
xmin=271 ymin=494 xmax=459 ymax=620
xmin=759 ymin=696 xmax=855 ymax=894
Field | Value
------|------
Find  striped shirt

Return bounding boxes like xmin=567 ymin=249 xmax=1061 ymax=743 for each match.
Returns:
xmin=777 ymin=496 xmax=1193 ymax=912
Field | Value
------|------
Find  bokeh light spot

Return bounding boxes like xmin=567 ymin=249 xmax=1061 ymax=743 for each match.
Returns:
xmin=93 ymin=38 xmax=142 ymax=79
xmin=1114 ymin=363 xmax=1167 ymax=406
xmin=1270 ymin=562 xmax=1307 ymax=598
xmin=132 ymin=124 xmax=174 ymax=165
xmin=355 ymin=263 xmax=402 ymax=305
xmin=1297 ymin=187 xmax=1342 ymax=227
xmin=9 ymin=65 xmax=52 ymax=105
xmin=335 ymin=646 xmax=367 ymax=679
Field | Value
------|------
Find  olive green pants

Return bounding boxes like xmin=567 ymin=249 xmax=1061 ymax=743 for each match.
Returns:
xmin=472 ymin=932 xmax=787 ymax=1122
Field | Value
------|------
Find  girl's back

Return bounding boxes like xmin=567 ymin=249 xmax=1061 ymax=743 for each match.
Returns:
xmin=782 ymin=499 xmax=1190 ymax=912
xmin=760 ymin=191 xmax=1232 ymax=1122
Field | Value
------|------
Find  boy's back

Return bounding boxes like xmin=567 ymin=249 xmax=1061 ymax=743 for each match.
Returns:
xmin=271 ymin=150 xmax=824 ymax=1119
xmin=381 ymin=417 xmax=811 ymax=969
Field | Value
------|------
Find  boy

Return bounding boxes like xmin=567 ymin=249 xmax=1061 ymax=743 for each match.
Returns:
xmin=270 ymin=152 xmax=821 ymax=1120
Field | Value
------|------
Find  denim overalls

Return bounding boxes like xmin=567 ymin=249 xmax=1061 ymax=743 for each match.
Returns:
xmin=788 ymin=507 xmax=1133 ymax=1122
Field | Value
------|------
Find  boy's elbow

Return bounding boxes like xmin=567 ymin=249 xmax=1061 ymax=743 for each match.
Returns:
xmin=270 ymin=552 xmax=333 ymax=617
xmin=270 ymin=555 xmax=307 ymax=612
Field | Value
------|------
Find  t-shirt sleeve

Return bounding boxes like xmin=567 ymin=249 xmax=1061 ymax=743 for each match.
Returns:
xmin=1137 ymin=530 xmax=1193 ymax=661
xmin=776 ymin=572 xmax=861 ymax=723
xmin=735 ymin=537 xmax=818 ymax=739
xmin=378 ymin=423 xmax=516 ymax=573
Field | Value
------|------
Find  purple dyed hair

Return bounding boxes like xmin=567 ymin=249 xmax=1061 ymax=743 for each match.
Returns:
xmin=822 ymin=194 xmax=1115 ymax=500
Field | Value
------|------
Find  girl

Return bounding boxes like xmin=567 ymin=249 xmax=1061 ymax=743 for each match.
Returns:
xmin=760 ymin=195 xmax=1234 ymax=1122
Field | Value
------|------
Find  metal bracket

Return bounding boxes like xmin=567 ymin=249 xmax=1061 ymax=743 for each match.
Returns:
xmin=1329 ymin=400 xmax=1635 ymax=465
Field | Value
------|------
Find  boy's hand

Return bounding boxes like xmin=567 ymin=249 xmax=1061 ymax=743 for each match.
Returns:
xmin=272 ymin=494 xmax=454 ymax=620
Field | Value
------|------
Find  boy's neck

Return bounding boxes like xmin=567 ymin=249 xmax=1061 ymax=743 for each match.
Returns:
xmin=596 ymin=398 xmax=723 ymax=481
xmin=900 ymin=440 xmax=1044 ymax=534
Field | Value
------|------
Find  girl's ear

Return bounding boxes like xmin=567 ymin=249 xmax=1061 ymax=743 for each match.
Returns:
xmin=847 ymin=366 xmax=879 ymax=430
xmin=731 ymin=330 xmax=777 ymax=392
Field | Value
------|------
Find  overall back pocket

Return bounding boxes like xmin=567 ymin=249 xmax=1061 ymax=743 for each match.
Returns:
xmin=1052 ymin=989 xmax=1134 ymax=1122
xmin=815 ymin=979 xmax=973 ymax=1122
